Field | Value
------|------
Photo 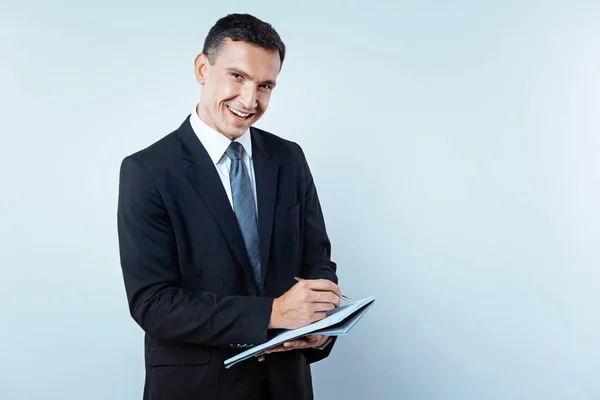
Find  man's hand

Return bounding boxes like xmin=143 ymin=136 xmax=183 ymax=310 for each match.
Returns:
xmin=269 ymin=279 xmax=341 ymax=330
xmin=255 ymin=335 xmax=331 ymax=357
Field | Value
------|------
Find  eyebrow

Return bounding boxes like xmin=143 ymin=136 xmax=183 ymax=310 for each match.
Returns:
xmin=226 ymin=67 xmax=276 ymax=87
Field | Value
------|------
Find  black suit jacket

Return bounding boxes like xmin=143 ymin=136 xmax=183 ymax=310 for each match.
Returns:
xmin=117 ymin=116 xmax=338 ymax=400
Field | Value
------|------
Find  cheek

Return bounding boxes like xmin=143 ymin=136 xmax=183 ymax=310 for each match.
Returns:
xmin=206 ymin=80 xmax=237 ymax=109
xmin=258 ymin=93 xmax=271 ymax=110
xmin=218 ymin=81 xmax=239 ymax=102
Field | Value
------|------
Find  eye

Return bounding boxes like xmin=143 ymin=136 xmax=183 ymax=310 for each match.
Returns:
xmin=231 ymin=73 xmax=242 ymax=79
xmin=260 ymin=84 xmax=273 ymax=90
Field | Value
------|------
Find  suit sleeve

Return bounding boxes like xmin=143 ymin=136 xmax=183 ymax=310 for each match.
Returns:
xmin=296 ymin=145 xmax=338 ymax=284
xmin=295 ymin=144 xmax=339 ymax=363
xmin=117 ymin=156 xmax=274 ymax=347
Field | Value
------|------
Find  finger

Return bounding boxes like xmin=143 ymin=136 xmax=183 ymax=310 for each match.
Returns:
xmin=311 ymin=292 xmax=341 ymax=307
xmin=267 ymin=346 xmax=288 ymax=354
xmin=302 ymin=279 xmax=342 ymax=297
xmin=307 ymin=334 xmax=326 ymax=343
xmin=282 ymin=340 xmax=304 ymax=348
xmin=308 ymin=335 xmax=330 ymax=348
xmin=314 ymin=335 xmax=329 ymax=347
xmin=310 ymin=311 xmax=328 ymax=323
xmin=283 ymin=340 xmax=312 ymax=350
xmin=305 ymin=336 xmax=326 ymax=348
xmin=260 ymin=345 xmax=287 ymax=355
xmin=310 ymin=302 xmax=336 ymax=314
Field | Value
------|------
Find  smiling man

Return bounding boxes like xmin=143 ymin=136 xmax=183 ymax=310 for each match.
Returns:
xmin=117 ymin=14 xmax=341 ymax=400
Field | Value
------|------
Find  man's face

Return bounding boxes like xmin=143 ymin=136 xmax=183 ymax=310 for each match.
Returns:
xmin=194 ymin=39 xmax=281 ymax=139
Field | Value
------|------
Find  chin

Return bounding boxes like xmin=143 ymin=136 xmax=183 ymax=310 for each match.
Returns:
xmin=230 ymin=118 xmax=255 ymax=133
xmin=221 ymin=125 xmax=245 ymax=139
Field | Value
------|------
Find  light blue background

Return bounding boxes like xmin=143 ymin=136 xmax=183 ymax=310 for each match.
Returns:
xmin=2 ymin=1 xmax=599 ymax=399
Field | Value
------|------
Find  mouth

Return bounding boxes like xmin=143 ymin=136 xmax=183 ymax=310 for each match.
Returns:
xmin=227 ymin=105 xmax=255 ymax=121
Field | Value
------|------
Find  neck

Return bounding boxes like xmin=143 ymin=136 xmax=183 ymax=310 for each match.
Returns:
xmin=195 ymin=104 xmax=239 ymax=141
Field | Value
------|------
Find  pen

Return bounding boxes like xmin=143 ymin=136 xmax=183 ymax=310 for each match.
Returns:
xmin=293 ymin=277 xmax=353 ymax=301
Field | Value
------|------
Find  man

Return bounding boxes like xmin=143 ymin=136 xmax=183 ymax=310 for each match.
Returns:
xmin=117 ymin=13 xmax=341 ymax=400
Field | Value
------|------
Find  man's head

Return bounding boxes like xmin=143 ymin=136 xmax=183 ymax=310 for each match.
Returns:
xmin=194 ymin=14 xmax=286 ymax=140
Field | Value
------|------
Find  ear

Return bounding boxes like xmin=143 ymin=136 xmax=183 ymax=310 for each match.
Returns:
xmin=194 ymin=53 xmax=209 ymax=85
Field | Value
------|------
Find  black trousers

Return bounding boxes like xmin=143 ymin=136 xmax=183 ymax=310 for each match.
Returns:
xmin=259 ymin=361 xmax=272 ymax=400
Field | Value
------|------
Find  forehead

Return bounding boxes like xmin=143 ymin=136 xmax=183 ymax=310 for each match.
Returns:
xmin=213 ymin=39 xmax=281 ymax=80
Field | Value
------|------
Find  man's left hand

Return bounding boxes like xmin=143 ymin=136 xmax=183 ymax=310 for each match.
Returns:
xmin=256 ymin=335 xmax=330 ymax=356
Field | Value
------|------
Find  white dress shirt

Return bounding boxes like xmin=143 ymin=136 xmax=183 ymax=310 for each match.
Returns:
xmin=189 ymin=105 xmax=258 ymax=212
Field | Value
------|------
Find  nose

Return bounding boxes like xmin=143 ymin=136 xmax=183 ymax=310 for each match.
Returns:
xmin=239 ymin=84 xmax=258 ymax=110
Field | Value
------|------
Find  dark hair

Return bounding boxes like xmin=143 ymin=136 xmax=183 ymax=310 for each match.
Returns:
xmin=202 ymin=14 xmax=286 ymax=67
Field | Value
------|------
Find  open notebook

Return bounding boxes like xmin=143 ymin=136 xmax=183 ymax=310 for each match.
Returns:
xmin=224 ymin=296 xmax=376 ymax=368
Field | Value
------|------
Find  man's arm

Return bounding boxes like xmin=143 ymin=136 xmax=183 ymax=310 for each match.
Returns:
xmin=297 ymin=144 xmax=338 ymax=283
xmin=117 ymin=156 xmax=274 ymax=348
xmin=296 ymin=144 xmax=339 ymax=362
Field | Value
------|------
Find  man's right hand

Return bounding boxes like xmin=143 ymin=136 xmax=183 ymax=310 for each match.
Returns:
xmin=268 ymin=279 xmax=342 ymax=330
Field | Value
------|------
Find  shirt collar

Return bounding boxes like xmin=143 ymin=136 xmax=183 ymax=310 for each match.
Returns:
xmin=189 ymin=105 xmax=253 ymax=164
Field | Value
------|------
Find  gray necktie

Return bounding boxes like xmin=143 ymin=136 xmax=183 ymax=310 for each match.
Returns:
xmin=225 ymin=142 xmax=262 ymax=293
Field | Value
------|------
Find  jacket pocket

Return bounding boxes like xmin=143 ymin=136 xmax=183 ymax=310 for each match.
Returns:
xmin=276 ymin=203 xmax=300 ymax=241
xmin=148 ymin=343 xmax=211 ymax=367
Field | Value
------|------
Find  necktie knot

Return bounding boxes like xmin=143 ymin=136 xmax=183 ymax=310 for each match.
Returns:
xmin=226 ymin=141 xmax=244 ymax=161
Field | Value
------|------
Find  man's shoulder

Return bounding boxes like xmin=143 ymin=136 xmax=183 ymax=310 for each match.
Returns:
xmin=251 ymin=126 xmax=305 ymax=161
xmin=121 ymin=119 xmax=187 ymax=171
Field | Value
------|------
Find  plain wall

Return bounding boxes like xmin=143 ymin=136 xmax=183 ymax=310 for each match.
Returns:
xmin=1 ymin=1 xmax=599 ymax=399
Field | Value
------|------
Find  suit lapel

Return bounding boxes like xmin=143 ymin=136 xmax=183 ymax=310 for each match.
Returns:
xmin=178 ymin=117 xmax=259 ymax=295
xmin=251 ymin=127 xmax=279 ymax=288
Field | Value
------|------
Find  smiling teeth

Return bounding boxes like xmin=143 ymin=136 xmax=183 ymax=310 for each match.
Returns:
xmin=228 ymin=106 xmax=250 ymax=118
